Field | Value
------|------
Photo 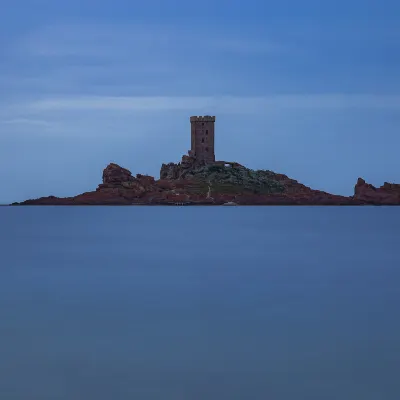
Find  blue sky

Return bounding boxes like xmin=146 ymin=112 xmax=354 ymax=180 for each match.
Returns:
xmin=1 ymin=0 xmax=400 ymax=203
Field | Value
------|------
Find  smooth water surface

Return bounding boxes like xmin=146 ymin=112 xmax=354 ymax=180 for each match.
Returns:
xmin=0 ymin=206 xmax=399 ymax=400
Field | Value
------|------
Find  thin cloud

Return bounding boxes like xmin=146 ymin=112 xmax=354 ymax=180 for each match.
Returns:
xmin=0 ymin=118 xmax=54 ymax=127
xmin=212 ymin=38 xmax=284 ymax=54
xmin=26 ymin=95 xmax=400 ymax=114
xmin=16 ymin=23 xmax=281 ymax=58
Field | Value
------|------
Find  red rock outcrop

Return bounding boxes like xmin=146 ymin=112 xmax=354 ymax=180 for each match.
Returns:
xmin=17 ymin=164 xmax=159 ymax=206
xmin=353 ymin=178 xmax=400 ymax=205
xmin=96 ymin=163 xmax=159 ymax=200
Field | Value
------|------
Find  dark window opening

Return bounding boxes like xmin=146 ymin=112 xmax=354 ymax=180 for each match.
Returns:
xmin=202 ymin=123 xmax=204 ymax=126
xmin=201 ymin=138 xmax=204 ymax=143
xmin=206 ymin=130 xmax=208 ymax=135
xmin=205 ymin=147 xmax=209 ymax=152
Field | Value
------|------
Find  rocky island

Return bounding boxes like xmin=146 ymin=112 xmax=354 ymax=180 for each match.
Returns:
xmin=12 ymin=116 xmax=400 ymax=206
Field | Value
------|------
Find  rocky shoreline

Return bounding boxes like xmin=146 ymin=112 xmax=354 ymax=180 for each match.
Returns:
xmin=10 ymin=156 xmax=400 ymax=206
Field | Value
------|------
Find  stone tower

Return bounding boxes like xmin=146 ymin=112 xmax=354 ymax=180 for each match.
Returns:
xmin=188 ymin=115 xmax=216 ymax=163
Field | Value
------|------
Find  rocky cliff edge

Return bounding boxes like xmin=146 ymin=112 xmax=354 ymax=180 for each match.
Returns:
xmin=11 ymin=157 xmax=400 ymax=206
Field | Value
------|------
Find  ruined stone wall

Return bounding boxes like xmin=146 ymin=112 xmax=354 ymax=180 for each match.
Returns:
xmin=190 ymin=116 xmax=215 ymax=163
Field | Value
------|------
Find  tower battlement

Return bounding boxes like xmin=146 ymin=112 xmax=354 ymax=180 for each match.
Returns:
xmin=190 ymin=116 xmax=216 ymax=122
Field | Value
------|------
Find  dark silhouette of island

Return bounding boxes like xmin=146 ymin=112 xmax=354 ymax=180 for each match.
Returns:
xmin=12 ymin=116 xmax=400 ymax=206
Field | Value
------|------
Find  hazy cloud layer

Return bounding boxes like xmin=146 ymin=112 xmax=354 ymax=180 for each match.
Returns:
xmin=26 ymin=94 xmax=400 ymax=112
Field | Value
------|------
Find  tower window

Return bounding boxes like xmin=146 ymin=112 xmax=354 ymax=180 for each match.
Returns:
xmin=206 ymin=130 xmax=208 ymax=135
xmin=202 ymin=123 xmax=204 ymax=126
xmin=201 ymin=138 xmax=204 ymax=143
xmin=205 ymin=147 xmax=209 ymax=152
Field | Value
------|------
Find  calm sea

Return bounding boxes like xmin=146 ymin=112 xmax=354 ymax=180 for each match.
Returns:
xmin=0 ymin=206 xmax=399 ymax=400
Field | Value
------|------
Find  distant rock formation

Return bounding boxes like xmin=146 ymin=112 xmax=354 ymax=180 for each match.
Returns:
xmin=13 ymin=160 xmax=379 ymax=206
xmin=354 ymin=178 xmax=400 ymax=205
xmin=97 ymin=163 xmax=158 ymax=199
